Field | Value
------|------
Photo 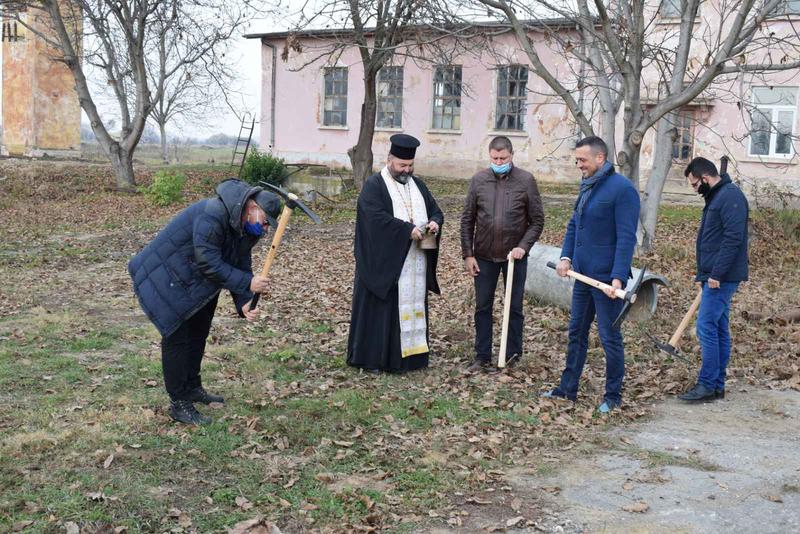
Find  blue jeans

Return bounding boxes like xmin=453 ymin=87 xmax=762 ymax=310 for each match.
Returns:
xmin=696 ymin=281 xmax=739 ymax=391
xmin=556 ymin=281 xmax=625 ymax=404
xmin=474 ymin=256 xmax=527 ymax=362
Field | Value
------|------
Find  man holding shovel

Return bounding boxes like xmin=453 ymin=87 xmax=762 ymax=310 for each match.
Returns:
xmin=129 ymin=179 xmax=281 ymax=425
xmin=461 ymin=136 xmax=545 ymax=372
xmin=678 ymin=157 xmax=748 ymax=402
xmin=544 ymin=136 xmax=639 ymax=413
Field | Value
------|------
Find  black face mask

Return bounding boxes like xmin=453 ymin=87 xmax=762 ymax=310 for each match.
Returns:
xmin=697 ymin=181 xmax=711 ymax=196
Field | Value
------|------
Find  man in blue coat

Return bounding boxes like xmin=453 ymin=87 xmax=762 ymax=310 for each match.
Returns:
xmin=679 ymin=157 xmax=748 ymax=402
xmin=543 ymin=136 xmax=640 ymax=413
xmin=129 ymin=179 xmax=280 ymax=424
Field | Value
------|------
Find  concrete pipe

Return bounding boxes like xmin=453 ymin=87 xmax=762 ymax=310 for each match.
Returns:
xmin=524 ymin=243 xmax=669 ymax=323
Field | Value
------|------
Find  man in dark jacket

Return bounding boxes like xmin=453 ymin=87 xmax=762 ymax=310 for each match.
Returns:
xmin=461 ymin=136 xmax=545 ymax=372
xmin=544 ymin=136 xmax=640 ymax=413
xmin=679 ymin=157 xmax=749 ymax=402
xmin=129 ymin=179 xmax=280 ymax=424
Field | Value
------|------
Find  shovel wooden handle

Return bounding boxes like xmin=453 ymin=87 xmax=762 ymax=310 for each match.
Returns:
xmin=250 ymin=201 xmax=294 ymax=309
xmin=546 ymin=261 xmax=635 ymax=303
xmin=668 ymin=288 xmax=702 ymax=349
xmin=498 ymin=255 xmax=516 ymax=369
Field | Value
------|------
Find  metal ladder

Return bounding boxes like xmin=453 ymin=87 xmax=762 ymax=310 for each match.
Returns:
xmin=230 ymin=112 xmax=255 ymax=178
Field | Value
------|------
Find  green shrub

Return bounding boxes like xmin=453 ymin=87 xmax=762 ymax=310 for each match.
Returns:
xmin=139 ymin=170 xmax=186 ymax=207
xmin=240 ymin=149 xmax=287 ymax=187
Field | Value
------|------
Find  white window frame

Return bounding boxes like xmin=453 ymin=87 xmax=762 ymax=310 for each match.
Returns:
xmin=431 ymin=65 xmax=462 ymax=131
xmin=494 ymin=64 xmax=528 ymax=132
xmin=322 ymin=66 xmax=348 ymax=127
xmin=748 ymin=87 xmax=798 ymax=159
xmin=376 ymin=66 xmax=404 ymax=129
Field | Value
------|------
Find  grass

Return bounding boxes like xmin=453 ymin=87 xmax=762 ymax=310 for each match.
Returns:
xmin=2 ymin=165 xmax=798 ymax=532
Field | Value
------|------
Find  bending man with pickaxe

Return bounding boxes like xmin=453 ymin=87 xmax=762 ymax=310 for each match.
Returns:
xmin=129 ymin=179 xmax=281 ymax=425
xmin=542 ymin=137 xmax=640 ymax=413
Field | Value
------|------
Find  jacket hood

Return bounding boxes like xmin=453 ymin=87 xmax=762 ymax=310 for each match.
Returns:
xmin=215 ymin=179 xmax=262 ymax=233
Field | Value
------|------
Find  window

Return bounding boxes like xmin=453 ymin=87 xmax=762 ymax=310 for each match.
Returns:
xmin=672 ymin=110 xmax=695 ymax=161
xmin=376 ymin=66 xmax=403 ymax=128
xmin=772 ymin=0 xmax=800 ymax=15
xmin=323 ymin=67 xmax=348 ymax=126
xmin=432 ymin=65 xmax=462 ymax=130
xmin=659 ymin=0 xmax=681 ymax=18
xmin=749 ymin=86 xmax=797 ymax=157
xmin=495 ymin=65 xmax=528 ymax=131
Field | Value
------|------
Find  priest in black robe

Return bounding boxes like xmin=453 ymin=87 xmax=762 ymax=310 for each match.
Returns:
xmin=347 ymin=134 xmax=444 ymax=374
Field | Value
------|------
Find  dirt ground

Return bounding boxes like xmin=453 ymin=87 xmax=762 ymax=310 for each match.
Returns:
xmin=520 ymin=388 xmax=799 ymax=533
xmin=1 ymin=160 xmax=799 ymax=533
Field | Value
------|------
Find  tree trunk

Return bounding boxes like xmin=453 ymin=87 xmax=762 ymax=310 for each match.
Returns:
xmin=601 ymin=108 xmax=616 ymax=164
xmin=349 ymin=70 xmax=378 ymax=190
xmin=640 ymin=113 xmax=678 ymax=252
xmin=109 ymin=144 xmax=136 ymax=191
xmin=159 ymin=122 xmax=169 ymax=163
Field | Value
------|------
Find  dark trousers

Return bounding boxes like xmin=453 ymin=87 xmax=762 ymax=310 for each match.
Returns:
xmin=556 ymin=281 xmax=625 ymax=404
xmin=474 ymin=256 xmax=527 ymax=362
xmin=161 ymin=294 xmax=219 ymax=401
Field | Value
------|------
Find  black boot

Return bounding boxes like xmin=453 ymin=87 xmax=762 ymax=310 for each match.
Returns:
xmin=678 ymin=383 xmax=716 ymax=403
xmin=187 ymin=386 xmax=224 ymax=404
xmin=169 ymin=400 xmax=212 ymax=425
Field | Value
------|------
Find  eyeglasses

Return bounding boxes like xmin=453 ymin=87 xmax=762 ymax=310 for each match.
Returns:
xmin=687 ymin=177 xmax=702 ymax=187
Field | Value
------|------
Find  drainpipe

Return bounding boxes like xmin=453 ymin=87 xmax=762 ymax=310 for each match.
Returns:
xmin=264 ymin=40 xmax=277 ymax=152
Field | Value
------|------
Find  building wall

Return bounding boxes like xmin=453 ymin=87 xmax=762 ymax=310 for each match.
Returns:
xmin=1 ymin=7 xmax=81 ymax=157
xmin=259 ymin=18 xmax=800 ymax=197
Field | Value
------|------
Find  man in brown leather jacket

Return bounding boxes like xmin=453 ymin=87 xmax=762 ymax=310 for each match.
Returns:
xmin=460 ymin=136 xmax=545 ymax=372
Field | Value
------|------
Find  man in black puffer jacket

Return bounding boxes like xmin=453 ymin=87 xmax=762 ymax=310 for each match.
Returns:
xmin=129 ymin=179 xmax=280 ymax=424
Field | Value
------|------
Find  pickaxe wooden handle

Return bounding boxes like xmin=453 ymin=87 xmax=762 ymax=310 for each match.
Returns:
xmin=250 ymin=198 xmax=295 ymax=309
xmin=668 ymin=287 xmax=702 ymax=349
xmin=546 ymin=261 xmax=636 ymax=303
xmin=497 ymin=255 xmax=516 ymax=369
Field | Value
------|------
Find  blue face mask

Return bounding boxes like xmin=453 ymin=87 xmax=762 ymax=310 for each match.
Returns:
xmin=243 ymin=221 xmax=264 ymax=237
xmin=490 ymin=162 xmax=511 ymax=175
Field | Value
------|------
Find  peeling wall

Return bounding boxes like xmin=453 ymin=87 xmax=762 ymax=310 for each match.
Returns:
xmin=1 ymin=6 xmax=80 ymax=157
xmin=258 ymin=20 xmax=800 ymax=193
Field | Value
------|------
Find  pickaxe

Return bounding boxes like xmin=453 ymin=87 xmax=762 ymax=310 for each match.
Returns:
xmin=250 ymin=182 xmax=322 ymax=309
xmin=649 ymin=287 xmax=701 ymax=364
xmin=497 ymin=254 xmax=516 ymax=369
xmin=546 ymin=261 xmax=647 ymax=329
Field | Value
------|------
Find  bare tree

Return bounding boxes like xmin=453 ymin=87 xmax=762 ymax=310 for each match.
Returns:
xmin=7 ymin=0 xmax=250 ymax=190
xmin=280 ymin=0 xmax=480 ymax=188
xmin=470 ymin=0 xmax=800 ymax=250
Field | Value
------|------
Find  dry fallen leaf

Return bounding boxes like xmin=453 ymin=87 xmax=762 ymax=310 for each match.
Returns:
xmin=65 ymin=522 xmax=80 ymax=534
xmin=236 ymin=496 xmax=254 ymax=510
xmin=622 ymin=501 xmax=650 ymax=513
xmin=103 ymin=454 xmax=115 ymax=469
xmin=765 ymin=494 xmax=784 ymax=503
xmin=229 ymin=516 xmax=283 ymax=534
xmin=506 ymin=515 xmax=525 ymax=527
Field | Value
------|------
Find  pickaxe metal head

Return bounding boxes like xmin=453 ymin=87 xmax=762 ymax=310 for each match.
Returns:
xmin=258 ymin=181 xmax=322 ymax=224
xmin=611 ymin=265 xmax=647 ymax=329
xmin=647 ymin=333 xmax=692 ymax=364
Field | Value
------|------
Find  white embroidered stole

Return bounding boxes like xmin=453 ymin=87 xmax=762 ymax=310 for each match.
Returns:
xmin=380 ymin=167 xmax=429 ymax=357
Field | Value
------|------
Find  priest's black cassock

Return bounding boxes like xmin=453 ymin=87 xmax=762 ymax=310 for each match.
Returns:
xmin=346 ymin=172 xmax=444 ymax=373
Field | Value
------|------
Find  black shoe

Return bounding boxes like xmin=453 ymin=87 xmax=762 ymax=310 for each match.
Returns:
xmin=187 ymin=386 xmax=224 ymax=404
xmin=715 ymin=389 xmax=725 ymax=399
xmin=466 ymin=359 xmax=491 ymax=373
xmin=678 ymin=383 xmax=716 ymax=402
xmin=504 ymin=353 xmax=521 ymax=368
xmin=365 ymin=368 xmax=381 ymax=375
xmin=169 ymin=400 xmax=212 ymax=425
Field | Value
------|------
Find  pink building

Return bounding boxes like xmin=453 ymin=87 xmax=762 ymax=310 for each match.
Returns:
xmin=245 ymin=11 xmax=800 ymax=197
